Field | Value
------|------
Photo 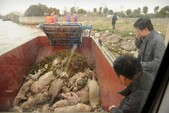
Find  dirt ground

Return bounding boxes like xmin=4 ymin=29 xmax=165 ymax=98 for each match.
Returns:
xmin=91 ymin=30 xmax=138 ymax=58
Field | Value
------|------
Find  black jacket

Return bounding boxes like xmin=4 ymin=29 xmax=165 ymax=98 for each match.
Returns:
xmin=110 ymin=71 xmax=154 ymax=113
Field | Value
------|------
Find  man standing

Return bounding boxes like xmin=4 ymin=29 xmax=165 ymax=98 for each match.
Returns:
xmin=112 ymin=13 xmax=118 ymax=29
xmin=134 ymin=18 xmax=166 ymax=77
xmin=73 ymin=13 xmax=78 ymax=22
xmin=52 ymin=13 xmax=58 ymax=23
xmin=66 ymin=13 xmax=71 ymax=22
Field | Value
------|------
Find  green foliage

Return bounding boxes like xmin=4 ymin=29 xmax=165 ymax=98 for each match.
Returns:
xmin=133 ymin=8 xmax=141 ymax=16
xmin=143 ymin=6 xmax=148 ymax=14
xmin=24 ymin=4 xmax=46 ymax=16
xmin=0 ymin=14 xmax=2 ymax=18
xmin=24 ymin=3 xmax=60 ymax=16
xmin=103 ymin=7 xmax=109 ymax=15
xmin=47 ymin=7 xmax=60 ymax=14
xmin=158 ymin=6 xmax=169 ymax=18
xmin=78 ymin=8 xmax=87 ymax=14
xmin=120 ymin=31 xmax=135 ymax=37
xmin=70 ymin=7 xmax=75 ymax=14
xmin=126 ymin=9 xmax=132 ymax=16
xmin=29 ymin=50 xmax=89 ymax=77
xmin=116 ymin=12 xmax=126 ymax=17
xmin=154 ymin=6 xmax=159 ymax=13
xmin=126 ymin=5 xmax=169 ymax=18
xmin=108 ymin=10 xmax=114 ymax=15
xmin=99 ymin=7 xmax=102 ymax=14
xmin=93 ymin=8 xmax=97 ymax=13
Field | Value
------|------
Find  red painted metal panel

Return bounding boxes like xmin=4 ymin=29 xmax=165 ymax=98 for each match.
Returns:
xmin=92 ymin=41 xmax=125 ymax=110
xmin=0 ymin=38 xmax=40 ymax=111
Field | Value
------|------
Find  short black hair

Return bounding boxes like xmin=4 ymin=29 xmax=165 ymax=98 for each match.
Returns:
xmin=113 ymin=54 xmax=142 ymax=80
xmin=133 ymin=18 xmax=154 ymax=31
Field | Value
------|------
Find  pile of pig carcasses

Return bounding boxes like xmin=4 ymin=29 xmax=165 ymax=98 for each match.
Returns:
xmin=0 ymin=23 xmax=125 ymax=112
xmin=11 ymin=50 xmax=101 ymax=112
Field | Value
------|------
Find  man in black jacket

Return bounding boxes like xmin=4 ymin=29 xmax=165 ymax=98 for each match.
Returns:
xmin=109 ymin=54 xmax=154 ymax=113
xmin=112 ymin=13 xmax=118 ymax=29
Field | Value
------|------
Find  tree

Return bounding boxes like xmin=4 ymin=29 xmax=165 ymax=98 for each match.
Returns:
xmin=0 ymin=14 xmax=2 ymax=19
xmin=126 ymin=9 xmax=132 ymax=16
xmin=154 ymin=6 xmax=159 ymax=13
xmin=99 ymin=7 xmax=102 ymax=14
xmin=103 ymin=7 xmax=108 ymax=16
xmin=93 ymin=8 xmax=97 ymax=13
xmin=108 ymin=9 xmax=113 ymax=15
xmin=5 ymin=11 xmax=22 ymax=23
xmin=138 ymin=7 xmax=141 ymax=14
xmin=24 ymin=3 xmax=60 ymax=16
xmin=24 ymin=5 xmax=44 ymax=16
xmin=70 ymin=7 xmax=75 ymax=14
xmin=158 ymin=6 xmax=169 ymax=18
xmin=116 ymin=12 xmax=126 ymax=17
xmin=78 ymin=8 xmax=87 ymax=14
xmin=143 ymin=6 xmax=148 ymax=15
xmin=38 ymin=3 xmax=48 ymax=14
xmin=47 ymin=7 xmax=60 ymax=14
xmin=133 ymin=8 xmax=141 ymax=16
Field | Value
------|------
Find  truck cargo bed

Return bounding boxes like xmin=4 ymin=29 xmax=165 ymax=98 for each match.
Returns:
xmin=0 ymin=36 xmax=125 ymax=111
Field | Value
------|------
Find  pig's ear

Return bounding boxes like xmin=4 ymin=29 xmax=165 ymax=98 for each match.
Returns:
xmin=119 ymin=75 xmax=125 ymax=84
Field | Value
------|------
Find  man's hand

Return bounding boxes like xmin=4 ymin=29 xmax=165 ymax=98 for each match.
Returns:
xmin=108 ymin=105 xmax=116 ymax=111
xmin=135 ymin=33 xmax=143 ymax=39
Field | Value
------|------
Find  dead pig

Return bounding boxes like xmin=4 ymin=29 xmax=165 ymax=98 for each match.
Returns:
xmin=75 ymin=86 xmax=89 ymax=104
xmin=30 ymin=71 xmax=55 ymax=93
xmin=88 ymin=78 xmax=100 ymax=108
xmin=53 ymin=92 xmax=80 ymax=108
xmin=49 ymin=78 xmax=65 ymax=105
xmin=12 ymin=79 xmax=33 ymax=106
xmin=54 ymin=103 xmax=93 ymax=112
xmin=20 ymin=92 xmax=50 ymax=111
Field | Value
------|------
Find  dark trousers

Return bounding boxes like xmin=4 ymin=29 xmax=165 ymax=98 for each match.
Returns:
xmin=112 ymin=21 xmax=116 ymax=29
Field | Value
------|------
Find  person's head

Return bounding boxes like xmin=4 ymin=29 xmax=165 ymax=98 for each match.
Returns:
xmin=53 ymin=12 xmax=56 ymax=16
xmin=51 ymin=13 xmax=54 ymax=16
xmin=133 ymin=18 xmax=154 ymax=39
xmin=113 ymin=54 xmax=142 ymax=86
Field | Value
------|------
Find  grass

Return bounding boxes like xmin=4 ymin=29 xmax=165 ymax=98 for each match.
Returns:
xmin=52 ymin=16 xmax=169 ymax=38
xmin=82 ymin=17 xmax=169 ymax=39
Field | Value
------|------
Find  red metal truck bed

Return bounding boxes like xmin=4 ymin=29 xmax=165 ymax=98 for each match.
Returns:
xmin=0 ymin=36 xmax=125 ymax=111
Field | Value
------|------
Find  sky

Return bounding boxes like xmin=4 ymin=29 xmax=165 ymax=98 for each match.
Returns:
xmin=0 ymin=0 xmax=169 ymax=15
